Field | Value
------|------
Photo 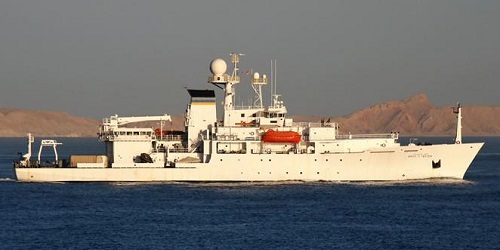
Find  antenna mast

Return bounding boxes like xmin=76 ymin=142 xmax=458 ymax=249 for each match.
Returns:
xmin=270 ymin=60 xmax=273 ymax=104
xmin=207 ymin=53 xmax=244 ymax=127
xmin=251 ymin=72 xmax=267 ymax=108
xmin=453 ymin=103 xmax=462 ymax=144
xmin=274 ymin=59 xmax=277 ymax=97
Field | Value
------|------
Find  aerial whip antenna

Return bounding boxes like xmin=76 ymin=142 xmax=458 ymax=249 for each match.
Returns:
xmin=453 ymin=103 xmax=462 ymax=144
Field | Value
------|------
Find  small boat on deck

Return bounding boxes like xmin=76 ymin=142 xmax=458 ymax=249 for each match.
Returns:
xmin=261 ymin=129 xmax=301 ymax=143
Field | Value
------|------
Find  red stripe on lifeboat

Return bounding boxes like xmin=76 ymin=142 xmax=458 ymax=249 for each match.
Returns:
xmin=261 ymin=129 xmax=301 ymax=143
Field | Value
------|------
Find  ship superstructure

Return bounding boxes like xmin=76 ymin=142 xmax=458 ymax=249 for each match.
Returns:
xmin=14 ymin=54 xmax=483 ymax=182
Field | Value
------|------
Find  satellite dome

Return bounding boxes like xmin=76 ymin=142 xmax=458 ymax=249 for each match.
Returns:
xmin=210 ymin=58 xmax=227 ymax=76
xmin=253 ymin=72 xmax=260 ymax=79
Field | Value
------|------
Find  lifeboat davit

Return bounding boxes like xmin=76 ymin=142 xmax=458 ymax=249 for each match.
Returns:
xmin=261 ymin=129 xmax=301 ymax=143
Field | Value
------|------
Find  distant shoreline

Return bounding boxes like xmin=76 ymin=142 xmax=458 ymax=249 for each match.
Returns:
xmin=3 ymin=93 xmax=500 ymax=137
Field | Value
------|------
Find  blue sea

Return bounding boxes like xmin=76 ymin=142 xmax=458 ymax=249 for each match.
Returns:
xmin=1 ymin=136 xmax=499 ymax=249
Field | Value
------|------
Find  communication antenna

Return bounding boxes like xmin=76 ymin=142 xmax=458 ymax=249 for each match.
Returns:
xmin=229 ymin=53 xmax=244 ymax=107
xmin=270 ymin=59 xmax=277 ymax=105
xmin=251 ymin=72 xmax=267 ymax=108
xmin=270 ymin=59 xmax=281 ymax=108
xmin=274 ymin=59 xmax=277 ymax=97
xmin=270 ymin=60 xmax=273 ymax=104
xmin=453 ymin=103 xmax=462 ymax=144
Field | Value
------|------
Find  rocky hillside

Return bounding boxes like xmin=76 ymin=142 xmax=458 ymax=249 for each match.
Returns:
xmin=295 ymin=93 xmax=500 ymax=136
xmin=344 ymin=93 xmax=500 ymax=135
xmin=0 ymin=108 xmax=100 ymax=137
xmin=1 ymin=93 xmax=500 ymax=137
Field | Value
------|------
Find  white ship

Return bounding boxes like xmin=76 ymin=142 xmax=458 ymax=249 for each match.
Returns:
xmin=14 ymin=54 xmax=483 ymax=182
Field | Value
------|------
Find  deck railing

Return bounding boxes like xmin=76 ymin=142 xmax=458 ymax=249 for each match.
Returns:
xmin=292 ymin=122 xmax=337 ymax=128
xmin=336 ymin=133 xmax=398 ymax=140
xmin=156 ymin=135 xmax=184 ymax=141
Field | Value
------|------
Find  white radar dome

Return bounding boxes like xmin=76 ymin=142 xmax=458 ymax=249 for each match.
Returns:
xmin=210 ymin=58 xmax=227 ymax=76
xmin=253 ymin=72 xmax=260 ymax=79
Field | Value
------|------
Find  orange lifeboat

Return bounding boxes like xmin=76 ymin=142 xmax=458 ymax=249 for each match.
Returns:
xmin=154 ymin=129 xmax=185 ymax=137
xmin=261 ymin=129 xmax=301 ymax=143
xmin=154 ymin=128 xmax=167 ymax=136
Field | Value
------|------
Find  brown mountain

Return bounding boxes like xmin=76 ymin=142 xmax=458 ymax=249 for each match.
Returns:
xmin=295 ymin=93 xmax=500 ymax=136
xmin=0 ymin=108 xmax=100 ymax=137
xmin=1 ymin=93 xmax=499 ymax=137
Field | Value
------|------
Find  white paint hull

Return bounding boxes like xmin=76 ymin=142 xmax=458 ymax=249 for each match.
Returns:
xmin=14 ymin=55 xmax=483 ymax=183
xmin=15 ymin=143 xmax=483 ymax=182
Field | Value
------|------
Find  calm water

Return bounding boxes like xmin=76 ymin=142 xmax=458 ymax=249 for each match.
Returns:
xmin=1 ymin=137 xmax=499 ymax=249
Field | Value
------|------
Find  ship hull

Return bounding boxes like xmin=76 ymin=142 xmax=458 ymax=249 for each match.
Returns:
xmin=15 ymin=143 xmax=483 ymax=182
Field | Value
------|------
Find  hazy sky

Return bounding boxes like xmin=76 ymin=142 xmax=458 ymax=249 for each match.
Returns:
xmin=1 ymin=0 xmax=499 ymax=119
